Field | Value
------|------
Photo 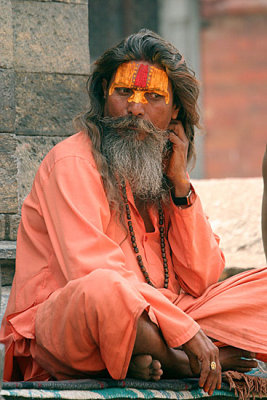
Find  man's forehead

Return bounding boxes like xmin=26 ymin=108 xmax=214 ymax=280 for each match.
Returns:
xmin=109 ymin=61 xmax=170 ymax=103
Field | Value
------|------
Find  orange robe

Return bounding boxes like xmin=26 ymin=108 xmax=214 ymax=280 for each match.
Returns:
xmin=0 ymin=131 xmax=266 ymax=381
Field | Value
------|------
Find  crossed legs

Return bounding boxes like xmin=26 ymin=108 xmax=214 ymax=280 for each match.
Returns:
xmin=33 ymin=268 xmax=266 ymax=392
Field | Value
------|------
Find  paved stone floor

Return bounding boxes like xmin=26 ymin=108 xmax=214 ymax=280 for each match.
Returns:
xmin=193 ymin=177 xmax=266 ymax=271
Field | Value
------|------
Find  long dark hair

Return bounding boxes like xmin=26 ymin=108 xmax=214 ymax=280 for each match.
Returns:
xmin=75 ymin=29 xmax=200 ymax=213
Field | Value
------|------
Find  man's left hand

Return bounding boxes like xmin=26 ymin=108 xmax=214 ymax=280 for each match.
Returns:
xmin=182 ymin=329 xmax=222 ymax=396
xmin=166 ymin=120 xmax=190 ymax=197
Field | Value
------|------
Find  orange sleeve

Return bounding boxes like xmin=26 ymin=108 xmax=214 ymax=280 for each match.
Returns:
xmin=167 ymin=193 xmax=225 ymax=297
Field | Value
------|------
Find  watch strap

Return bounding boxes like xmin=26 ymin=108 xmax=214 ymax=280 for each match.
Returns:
xmin=172 ymin=184 xmax=195 ymax=206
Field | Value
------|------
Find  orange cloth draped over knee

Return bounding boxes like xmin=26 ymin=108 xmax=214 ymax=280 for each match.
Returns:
xmin=0 ymin=131 xmax=266 ymax=381
xmin=33 ymin=271 xmax=199 ymax=380
xmin=176 ymin=267 xmax=267 ymax=361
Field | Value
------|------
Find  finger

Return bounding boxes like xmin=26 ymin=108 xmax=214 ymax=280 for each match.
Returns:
xmin=240 ymin=350 xmax=256 ymax=358
xmin=183 ymin=348 xmax=200 ymax=375
xmin=237 ymin=359 xmax=258 ymax=368
xmin=168 ymin=132 xmax=188 ymax=155
xmin=203 ymin=370 xmax=213 ymax=393
xmin=209 ymin=374 xmax=220 ymax=396
xmin=200 ymin=355 xmax=221 ymax=393
xmin=188 ymin=354 xmax=201 ymax=375
xmin=216 ymin=363 xmax=222 ymax=391
xmin=204 ymin=372 xmax=216 ymax=395
xmin=169 ymin=122 xmax=186 ymax=141
xmin=203 ymin=363 xmax=217 ymax=394
xmin=204 ymin=362 xmax=221 ymax=395
xmin=168 ymin=121 xmax=187 ymax=143
xmin=198 ymin=358 xmax=210 ymax=388
xmin=214 ymin=351 xmax=222 ymax=390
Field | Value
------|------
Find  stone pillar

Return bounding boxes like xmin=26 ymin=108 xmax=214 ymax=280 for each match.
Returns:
xmin=0 ymin=0 xmax=90 ymax=286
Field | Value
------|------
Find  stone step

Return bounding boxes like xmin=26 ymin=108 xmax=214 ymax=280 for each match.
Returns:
xmin=0 ymin=241 xmax=16 ymax=286
xmin=0 ymin=241 xmax=16 ymax=260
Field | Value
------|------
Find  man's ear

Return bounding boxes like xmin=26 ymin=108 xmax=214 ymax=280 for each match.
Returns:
xmin=102 ymin=79 xmax=108 ymax=99
xmin=171 ymin=105 xmax=179 ymax=120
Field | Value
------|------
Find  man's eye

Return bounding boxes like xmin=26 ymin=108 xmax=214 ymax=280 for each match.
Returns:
xmin=116 ymin=87 xmax=132 ymax=96
xmin=146 ymin=92 xmax=163 ymax=100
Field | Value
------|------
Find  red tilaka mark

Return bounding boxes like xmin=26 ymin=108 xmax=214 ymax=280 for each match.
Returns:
xmin=134 ymin=64 xmax=149 ymax=88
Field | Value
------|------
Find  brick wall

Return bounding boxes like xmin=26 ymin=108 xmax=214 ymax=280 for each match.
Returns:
xmin=201 ymin=0 xmax=267 ymax=177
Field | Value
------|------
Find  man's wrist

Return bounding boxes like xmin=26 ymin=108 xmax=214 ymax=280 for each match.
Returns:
xmin=171 ymin=183 xmax=195 ymax=207
xmin=172 ymin=179 xmax=191 ymax=198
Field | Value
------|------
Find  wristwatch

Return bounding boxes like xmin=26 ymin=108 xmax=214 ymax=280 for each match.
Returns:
xmin=172 ymin=184 xmax=195 ymax=206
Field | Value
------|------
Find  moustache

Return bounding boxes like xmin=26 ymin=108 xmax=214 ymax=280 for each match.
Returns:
xmin=99 ymin=115 xmax=169 ymax=138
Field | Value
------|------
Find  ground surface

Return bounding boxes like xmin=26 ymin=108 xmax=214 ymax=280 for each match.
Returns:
xmin=192 ymin=177 xmax=266 ymax=271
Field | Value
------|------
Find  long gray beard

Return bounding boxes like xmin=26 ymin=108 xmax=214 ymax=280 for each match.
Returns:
xmin=100 ymin=116 xmax=171 ymax=202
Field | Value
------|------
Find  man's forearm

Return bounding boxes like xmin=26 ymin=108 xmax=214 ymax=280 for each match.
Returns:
xmin=168 ymin=194 xmax=225 ymax=297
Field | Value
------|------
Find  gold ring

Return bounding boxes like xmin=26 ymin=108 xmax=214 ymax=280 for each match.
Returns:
xmin=210 ymin=361 xmax=216 ymax=371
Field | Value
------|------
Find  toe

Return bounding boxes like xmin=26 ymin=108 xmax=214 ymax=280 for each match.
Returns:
xmin=133 ymin=354 xmax=153 ymax=369
xmin=150 ymin=360 xmax=163 ymax=381
xmin=128 ymin=354 xmax=155 ymax=380
xmin=150 ymin=359 xmax=162 ymax=370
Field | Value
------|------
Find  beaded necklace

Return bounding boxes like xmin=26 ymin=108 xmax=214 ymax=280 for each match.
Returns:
xmin=120 ymin=180 xmax=169 ymax=289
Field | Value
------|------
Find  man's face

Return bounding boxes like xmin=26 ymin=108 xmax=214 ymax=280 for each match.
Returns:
xmin=103 ymin=61 xmax=178 ymax=132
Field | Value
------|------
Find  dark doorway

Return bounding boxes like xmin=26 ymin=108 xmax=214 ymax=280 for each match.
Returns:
xmin=89 ymin=0 xmax=159 ymax=62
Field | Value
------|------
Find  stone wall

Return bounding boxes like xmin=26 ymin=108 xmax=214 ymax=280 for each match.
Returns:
xmin=0 ymin=0 xmax=90 ymax=282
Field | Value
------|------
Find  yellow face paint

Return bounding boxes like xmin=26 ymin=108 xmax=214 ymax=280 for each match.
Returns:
xmin=109 ymin=62 xmax=169 ymax=104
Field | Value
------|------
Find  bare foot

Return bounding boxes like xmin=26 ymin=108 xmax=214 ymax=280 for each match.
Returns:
xmin=128 ymin=347 xmax=257 ymax=382
xmin=128 ymin=354 xmax=163 ymax=381
xmin=219 ymin=347 xmax=258 ymax=373
xmin=162 ymin=346 xmax=258 ymax=378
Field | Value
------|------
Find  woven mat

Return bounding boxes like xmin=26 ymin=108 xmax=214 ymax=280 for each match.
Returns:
xmin=1 ymin=369 xmax=266 ymax=399
xmin=0 ymin=379 xmax=234 ymax=399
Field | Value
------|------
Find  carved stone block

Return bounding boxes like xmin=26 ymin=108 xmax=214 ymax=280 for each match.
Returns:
xmin=0 ymin=69 xmax=15 ymax=133
xmin=0 ymin=0 xmax=14 ymax=69
xmin=15 ymin=72 xmax=88 ymax=136
xmin=0 ymin=134 xmax=17 ymax=213
xmin=12 ymin=0 xmax=89 ymax=74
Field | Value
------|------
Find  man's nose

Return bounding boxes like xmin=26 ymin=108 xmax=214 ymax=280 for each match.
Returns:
xmin=127 ymin=101 xmax=145 ymax=117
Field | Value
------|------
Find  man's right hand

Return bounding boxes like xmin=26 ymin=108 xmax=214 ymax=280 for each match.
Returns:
xmin=182 ymin=329 xmax=221 ymax=395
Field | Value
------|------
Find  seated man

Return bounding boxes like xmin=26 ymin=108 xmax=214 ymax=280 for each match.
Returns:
xmin=0 ymin=29 xmax=266 ymax=396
